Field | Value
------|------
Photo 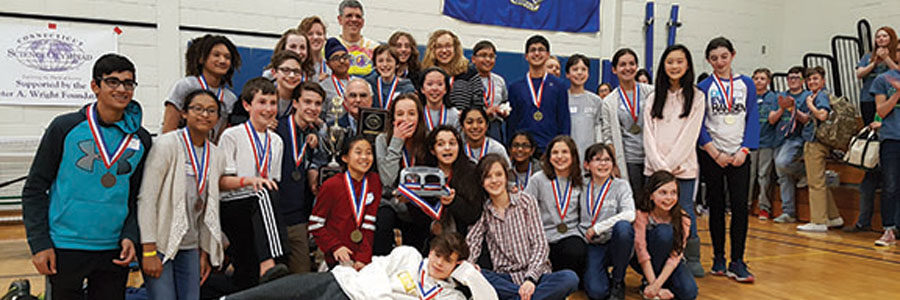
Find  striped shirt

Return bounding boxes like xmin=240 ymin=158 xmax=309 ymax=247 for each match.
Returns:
xmin=465 ymin=191 xmax=552 ymax=285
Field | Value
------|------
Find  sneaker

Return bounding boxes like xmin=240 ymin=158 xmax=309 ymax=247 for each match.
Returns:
xmin=826 ymin=217 xmax=844 ymax=228
xmin=773 ymin=213 xmax=796 ymax=223
xmin=710 ymin=256 xmax=727 ymax=276
xmin=842 ymin=224 xmax=871 ymax=233
xmin=259 ymin=263 xmax=290 ymax=284
xmin=726 ymin=261 xmax=755 ymax=283
xmin=758 ymin=210 xmax=770 ymax=221
xmin=797 ymin=176 xmax=808 ymax=188
xmin=797 ymin=223 xmax=828 ymax=232
xmin=609 ymin=280 xmax=626 ymax=300
xmin=875 ymin=229 xmax=896 ymax=247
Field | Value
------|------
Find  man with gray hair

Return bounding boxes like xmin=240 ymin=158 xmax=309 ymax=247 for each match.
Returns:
xmin=325 ymin=78 xmax=372 ymax=138
xmin=337 ymin=0 xmax=379 ymax=77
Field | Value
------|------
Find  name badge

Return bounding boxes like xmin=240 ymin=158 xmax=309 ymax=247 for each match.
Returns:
xmin=365 ymin=192 xmax=375 ymax=205
xmin=569 ymin=106 xmax=578 ymax=113
xmin=127 ymin=139 xmax=141 ymax=151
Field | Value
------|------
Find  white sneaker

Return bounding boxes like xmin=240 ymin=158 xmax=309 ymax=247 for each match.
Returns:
xmin=826 ymin=217 xmax=844 ymax=228
xmin=797 ymin=223 xmax=828 ymax=232
xmin=796 ymin=176 xmax=808 ymax=188
xmin=875 ymin=230 xmax=896 ymax=247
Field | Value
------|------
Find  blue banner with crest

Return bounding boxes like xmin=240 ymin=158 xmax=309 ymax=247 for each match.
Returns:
xmin=443 ymin=0 xmax=600 ymax=33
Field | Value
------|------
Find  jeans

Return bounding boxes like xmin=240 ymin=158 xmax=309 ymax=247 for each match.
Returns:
xmin=699 ymin=151 xmax=750 ymax=262
xmin=145 ymin=249 xmax=200 ymax=300
xmin=774 ymin=138 xmax=805 ymax=216
xmin=630 ymin=224 xmax=698 ymax=300
xmin=583 ymin=221 xmax=634 ymax=300
xmin=856 ymin=169 xmax=882 ymax=228
xmin=481 ymin=269 xmax=579 ymax=300
xmin=677 ymin=179 xmax=698 ymax=238
xmin=881 ymin=140 xmax=900 ymax=230
xmin=751 ymin=148 xmax=776 ymax=212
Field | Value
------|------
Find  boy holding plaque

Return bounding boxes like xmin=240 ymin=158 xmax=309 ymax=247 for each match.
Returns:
xmin=23 ymin=54 xmax=152 ymax=299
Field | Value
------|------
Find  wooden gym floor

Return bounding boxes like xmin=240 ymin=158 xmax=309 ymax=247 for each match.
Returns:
xmin=1 ymin=215 xmax=897 ymax=299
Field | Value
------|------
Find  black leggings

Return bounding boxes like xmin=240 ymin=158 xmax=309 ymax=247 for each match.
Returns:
xmin=549 ymin=235 xmax=587 ymax=276
xmin=372 ymin=205 xmax=429 ymax=255
xmin=699 ymin=150 xmax=750 ymax=262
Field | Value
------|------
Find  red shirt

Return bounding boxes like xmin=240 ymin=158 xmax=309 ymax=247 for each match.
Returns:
xmin=310 ymin=171 xmax=382 ymax=265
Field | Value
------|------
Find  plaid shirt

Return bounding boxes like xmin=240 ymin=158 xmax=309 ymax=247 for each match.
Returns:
xmin=466 ymin=191 xmax=552 ymax=285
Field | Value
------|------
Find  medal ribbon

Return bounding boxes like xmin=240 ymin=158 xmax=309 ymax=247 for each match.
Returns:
xmin=289 ymin=117 xmax=308 ymax=168
xmin=526 ymin=73 xmax=547 ymax=110
xmin=344 ymin=171 xmax=368 ymax=227
xmin=197 ymin=75 xmax=224 ymax=102
xmin=424 ymin=105 xmax=446 ymax=131
xmin=587 ymin=177 xmax=613 ymax=226
xmin=552 ymin=178 xmax=573 ymax=222
xmin=180 ymin=129 xmax=210 ymax=195
xmin=483 ymin=76 xmax=494 ymax=107
xmin=618 ymin=85 xmax=639 ymax=122
xmin=417 ymin=261 xmax=443 ymax=300
xmin=465 ymin=139 xmax=489 ymax=161
xmin=331 ymin=75 xmax=345 ymax=98
xmin=86 ymin=103 xmax=134 ymax=170
xmin=402 ymin=147 xmax=415 ymax=168
xmin=398 ymin=183 xmax=448 ymax=220
xmin=448 ymin=77 xmax=455 ymax=90
xmin=378 ymin=76 xmax=399 ymax=109
xmin=243 ymin=121 xmax=271 ymax=178
xmin=712 ymin=73 xmax=734 ymax=113
xmin=514 ymin=162 xmax=533 ymax=191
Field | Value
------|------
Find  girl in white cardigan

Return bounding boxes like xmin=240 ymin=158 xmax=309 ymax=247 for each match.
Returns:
xmin=138 ymin=90 xmax=225 ymax=300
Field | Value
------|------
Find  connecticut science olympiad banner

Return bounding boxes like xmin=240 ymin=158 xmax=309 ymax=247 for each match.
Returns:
xmin=1 ymin=22 xmax=118 ymax=106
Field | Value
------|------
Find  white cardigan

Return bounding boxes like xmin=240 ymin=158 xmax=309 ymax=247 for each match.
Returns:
xmin=137 ymin=130 xmax=225 ymax=265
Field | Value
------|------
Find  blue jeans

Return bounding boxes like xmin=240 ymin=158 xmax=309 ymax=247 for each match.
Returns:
xmin=856 ymin=169 xmax=882 ymax=228
xmin=630 ymin=224 xmax=698 ymax=300
xmin=481 ymin=269 xmax=578 ymax=300
xmin=677 ymin=179 xmax=698 ymax=238
xmin=584 ymin=221 xmax=634 ymax=300
xmin=144 ymin=249 xmax=200 ymax=300
xmin=774 ymin=138 xmax=804 ymax=216
xmin=881 ymin=140 xmax=900 ymax=230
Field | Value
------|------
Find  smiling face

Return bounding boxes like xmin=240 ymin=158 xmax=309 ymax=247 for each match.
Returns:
xmin=875 ymin=29 xmax=890 ymax=48
xmin=787 ymin=72 xmax=804 ymax=91
xmin=342 ymin=139 xmax=374 ymax=176
xmin=338 ymin=7 xmax=364 ymax=37
xmin=393 ymin=35 xmax=413 ymax=63
xmin=431 ymin=130 xmax=459 ymax=167
xmin=806 ymin=73 xmax=824 ymax=92
xmin=665 ymin=50 xmax=688 ymax=83
xmin=182 ymin=93 xmax=220 ymax=135
xmin=275 ymin=59 xmax=303 ymax=91
xmin=462 ymin=110 xmax=487 ymax=143
xmin=706 ymin=46 xmax=734 ymax=76
xmin=613 ymin=53 xmax=638 ymax=82
xmin=203 ymin=43 xmax=232 ymax=78
xmin=375 ymin=50 xmax=397 ymax=78
xmin=327 ymin=50 xmax=351 ymax=76
xmin=548 ymin=141 xmax=572 ymax=174
xmin=243 ymin=91 xmax=278 ymax=129
xmin=293 ymin=89 xmax=323 ymax=125
xmin=526 ymin=43 xmax=549 ymax=69
xmin=651 ymin=181 xmax=679 ymax=212
xmin=91 ymin=71 xmax=135 ymax=113
xmin=284 ymin=34 xmax=308 ymax=61
xmin=427 ymin=250 xmax=459 ymax=281
xmin=473 ymin=48 xmax=496 ymax=74
xmin=343 ymin=80 xmax=372 ymax=116
xmin=433 ymin=34 xmax=455 ymax=66
xmin=422 ymin=71 xmax=447 ymax=105
xmin=393 ymin=98 xmax=419 ymax=130
xmin=597 ymin=84 xmax=611 ymax=98
xmin=509 ymin=135 xmax=534 ymax=164
xmin=544 ymin=58 xmax=561 ymax=77
xmin=752 ymin=72 xmax=770 ymax=92
xmin=566 ymin=60 xmax=589 ymax=88
xmin=307 ymin=23 xmax=326 ymax=53
xmin=584 ymin=149 xmax=613 ymax=181
xmin=482 ymin=161 xmax=508 ymax=198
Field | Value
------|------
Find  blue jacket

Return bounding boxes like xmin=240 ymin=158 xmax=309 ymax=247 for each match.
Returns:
xmin=506 ymin=74 xmax=571 ymax=151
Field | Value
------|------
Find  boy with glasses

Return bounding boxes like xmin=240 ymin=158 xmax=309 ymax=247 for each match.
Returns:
xmin=472 ymin=40 xmax=509 ymax=142
xmin=770 ymin=66 xmax=810 ymax=224
xmin=320 ymin=38 xmax=353 ymax=123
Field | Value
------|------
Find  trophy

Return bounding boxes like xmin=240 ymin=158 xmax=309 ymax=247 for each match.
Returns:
xmin=319 ymin=95 xmax=347 ymax=185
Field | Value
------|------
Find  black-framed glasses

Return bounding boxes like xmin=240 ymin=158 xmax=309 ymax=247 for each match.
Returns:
xmin=100 ymin=77 xmax=138 ymax=91
xmin=187 ymin=105 xmax=219 ymax=115
xmin=511 ymin=143 xmax=533 ymax=149
xmin=277 ymin=67 xmax=304 ymax=76
xmin=328 ymin=53 xmax=352 ymax=62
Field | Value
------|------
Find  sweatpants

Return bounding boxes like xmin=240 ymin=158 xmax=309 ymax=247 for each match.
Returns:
xmin=48 ymin=249 xmax=129 ymax=300
xmin=220 ymin=189 xmax=289 ymax=290
xmin=223 ymin=272 xmax=349 ymax=300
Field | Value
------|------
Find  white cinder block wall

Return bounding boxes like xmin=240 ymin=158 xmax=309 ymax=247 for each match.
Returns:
xmin=0 ymin=0 xmax=896 ymax=141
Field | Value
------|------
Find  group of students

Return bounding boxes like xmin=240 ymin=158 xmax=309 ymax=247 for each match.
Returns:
xmin=20 ymin=0 xmax=900 ymax=298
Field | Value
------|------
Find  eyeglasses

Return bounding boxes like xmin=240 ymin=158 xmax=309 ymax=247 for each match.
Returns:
xmin=511 ymin=143 xmax=533 ymax=149
xmin=100 ymin=77 xmax=138 ymax=91
xmin=474 ymin=53 xmax=496 ymax=60
xmin=277 ymin=67 xmax=304 ymax=76
xmin=527 ymin=47 xmax=548 ymax=53
xmin=329 ymin=53 xmax=352 ymax=62
xmin=187 ymin=106 xmax=219 ymax=115
xmin=787 ymin=76 xmax=804 ymax=81
xmin=590 ymin=157 xmax=613 ymax=164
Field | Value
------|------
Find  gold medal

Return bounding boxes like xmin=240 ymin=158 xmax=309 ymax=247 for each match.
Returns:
xmin=292 ymin=170 xmax=302 ymax=181
xmin=556 ymin=223 xmax=568 ymax=234
xmin=629 ymin=124 xmax=641 ymax=134
xmin=350 ymin=229 xmax=363 ymax=243
xmin=533 ymin=111 xmax=543 ymax=121
xmin=724 ymin=115 xmax=736 ymax=125
xmin=101 ymin=173 xmax=116 ymax=188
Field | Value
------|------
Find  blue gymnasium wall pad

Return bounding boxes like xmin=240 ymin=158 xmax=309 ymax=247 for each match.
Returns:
xmin=230 ymin=45 xmax=600 ymax=96
xmin=443 ymin=0 xmax=601 ymax=33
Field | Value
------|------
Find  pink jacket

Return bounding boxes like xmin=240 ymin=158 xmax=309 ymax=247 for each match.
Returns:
xmin=642 ymin=88 xmax=706 ymax=179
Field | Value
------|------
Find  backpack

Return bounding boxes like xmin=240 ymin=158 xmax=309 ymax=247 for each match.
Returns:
xmin=814 ymin=93 xmax=863 ymax=151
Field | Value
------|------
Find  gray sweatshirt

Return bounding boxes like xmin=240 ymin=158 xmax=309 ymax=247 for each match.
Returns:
xmin=525 ymin=171 xmax=584 ymax=243
xmin=577 ymin=177 xmax=635 ymax=244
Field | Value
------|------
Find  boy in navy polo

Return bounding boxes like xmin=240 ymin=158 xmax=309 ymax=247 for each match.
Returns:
xmin=23 ymin=54 xmax=153 ymax=299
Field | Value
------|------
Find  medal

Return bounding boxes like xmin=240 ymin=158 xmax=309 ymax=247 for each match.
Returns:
xmin=197 ymin=74 xmax=224 ymax=102
xmin=587 ymin=177 xmax=613 ymax=226
xmin=618 ymin=84 xmax=640 ymax=125
xmin=292 ymin=170 xmax=303 ymax=181
xmin=417 ymin=261 xmax=443 ymax=300
xmin=86 ymin=103 xmax=134 ymax=189
xmin=465 ymin=139 xmax=490 ymax=161
xmin=448 ymin=77 xmax=455 ymax=90
xmin=483 ymin=75 xmax=494 ymax=108
xmin=629 ymin=124 xmax=642 ymax=134
xmin=713 ymin=73 xmax=735 ymax=122
xmin=424 ymin=105 xmax=446 ymax=131
xmin=331 ymin=75 xmax=345 ymax=99
xmin=378 ymin=76 xmax=399 ymax=109
xmin=180 ymin=128 xmax=210 ymax=195
xmin=527 ymin=72 xmax=547 ymax=122
xmin=724 ymin=115 xmax=736 ymax=124
xmin=243 ymin=121 xmax=271 ymax=178
xmin=551 ymin=178 xmax=573 ymax=231
xmin=350 ymin=229 xmax=363 ymax=243
xmin=344 ymin=171 xmax=369 ymax=234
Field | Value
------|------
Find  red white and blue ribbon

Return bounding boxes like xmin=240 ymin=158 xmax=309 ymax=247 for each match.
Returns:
xmin=289 ymin=117 xmax=308 ymax=168
xmin=514 ymin=162 xmax=532 ymax=191
xmin=526 ymin=72 xmax=547 ymax=110
xmin=483 ymin=76 xmax=494 ymax=107
xmin=197 ymin=74 xmax=224 ymax=102
xmin=402 ymin=147 xmax=415 ymax=168
xmin=465 ymin=139 xmax=489 ymax=162
xmin=417 ymin=260 xmax=443 ymax=300
xmin=712 ymin=73 xmax=734 ymax=112
xmin=552 ymin=178 xmax=573 ymax=223
xmin=243 ymin=121 xmax=271 ymax=178
xmin=398 ymin=183 xmax=448 ymax=220
xmin=331 ymin=75 xmax=345 ymax=98
xmin=424 ymin=105 xmax=446 ymax=131
xmin=86 ymin=103 xmax=133 ymax=170
xmin=618 ymin=84 xmax=639 ymax=123
xmin=378 ymin=76 xmax=399 ymax=109
xmin=181 ymin=128 xmax=210 ymax=195
xmin=344 ymin=171 xmax=368 ymax=227
xmin=586 ymin=177 xmax=612 ymax=226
